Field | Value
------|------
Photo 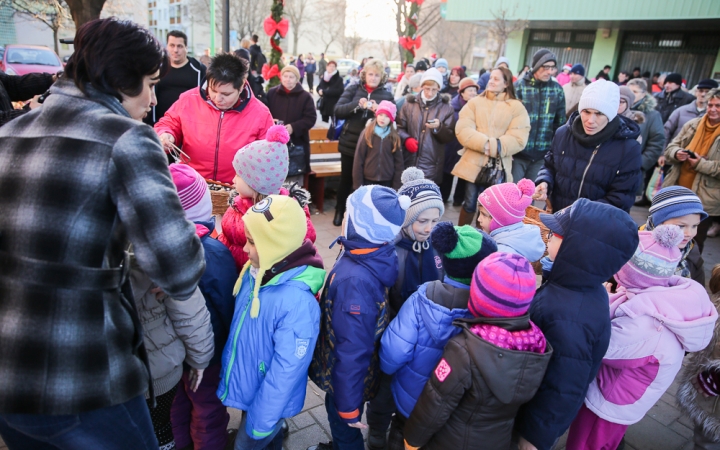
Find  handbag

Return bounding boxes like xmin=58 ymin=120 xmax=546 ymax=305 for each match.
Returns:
xmin=645 ymin=165 xmax=664 ymax=201
xmin=316 ymin=96 xmax=324 ymax=110
xmin=474 ymin=141 xmax=506 ymax=187
xmin=327 ymin=116 xmax=345 ymax=141
xmin=287 ymin=142 xmax=307 ymax=176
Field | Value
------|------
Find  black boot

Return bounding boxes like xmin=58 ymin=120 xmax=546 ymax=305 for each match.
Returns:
xmin=333 ymin=209 xmax=343 ymax=226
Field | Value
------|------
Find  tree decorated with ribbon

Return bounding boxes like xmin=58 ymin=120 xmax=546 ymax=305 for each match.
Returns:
xmin=394 ymin=0 xmax=442 ymax=66
xmin=262 ymin=0 xmax=288 ymax=89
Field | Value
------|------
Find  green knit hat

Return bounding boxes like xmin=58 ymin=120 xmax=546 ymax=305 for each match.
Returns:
xmin=430 ymin=223 xmax=498 ymax=284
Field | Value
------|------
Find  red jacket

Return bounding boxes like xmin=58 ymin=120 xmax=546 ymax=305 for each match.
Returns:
xmin=218 ymin=187 xmax=317 ymax=271
xmin=155 ymin=83 xmax=274 ymax=184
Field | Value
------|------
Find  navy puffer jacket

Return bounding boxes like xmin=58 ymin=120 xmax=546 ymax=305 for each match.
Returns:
xmin=535 ymin=112 xmax=642 ymax=212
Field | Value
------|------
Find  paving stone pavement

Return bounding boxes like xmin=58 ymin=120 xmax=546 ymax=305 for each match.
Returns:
xmin=1 ymin=197 xmax=716 ymax=450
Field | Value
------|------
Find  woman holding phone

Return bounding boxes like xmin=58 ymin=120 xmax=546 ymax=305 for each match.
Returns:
xmin=396 ymin=67 xmax=456 ymax=185
xmin=661 ymin=88 xmax=720 ymax=252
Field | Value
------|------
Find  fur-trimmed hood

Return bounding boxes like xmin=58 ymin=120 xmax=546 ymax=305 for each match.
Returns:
xmin=677 ymin=295 xmax=720 ymax=440
xmin=632 ymin=93 xmax=658 ymax=114
xmin=406 ymin=93 xmax=452 ymax=105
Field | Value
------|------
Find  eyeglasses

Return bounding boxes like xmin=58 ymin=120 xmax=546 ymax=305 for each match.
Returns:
xmin=541 ymin=64 xmax=556 ymax=70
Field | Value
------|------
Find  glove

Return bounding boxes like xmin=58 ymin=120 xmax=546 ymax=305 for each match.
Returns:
xmin=405 ymin=138 xmax=419 ymax=153
xmin=697 ymin=370 xmax=720 ymax=397
xmin=189 ymin=367 xmax=205 ymax=392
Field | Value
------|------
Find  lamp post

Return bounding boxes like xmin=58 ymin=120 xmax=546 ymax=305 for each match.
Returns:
xmin=210 ymin=0 xmax=215 ymax=55
xmin=222 ymin=0 xmax=230 ymax=52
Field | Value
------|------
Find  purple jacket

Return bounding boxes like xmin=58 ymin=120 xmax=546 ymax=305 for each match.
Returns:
xmin=296 ymin=58 xmax=306 ymax=78
xmin=584 ymin=276 xmax=717 ymax=425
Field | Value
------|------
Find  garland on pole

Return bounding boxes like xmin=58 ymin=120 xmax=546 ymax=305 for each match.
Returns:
xmin=399 ymin=0 xmax=422 ymax=64
xmin=262 ymin=0 xmax=286 ymax=89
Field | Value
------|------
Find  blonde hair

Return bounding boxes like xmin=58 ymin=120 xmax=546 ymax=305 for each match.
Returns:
xmin=360 ymin=60 xmax=388 ymax=86
xmin=241 ymin=38 xmax=251 ymax=49
xmin=710 ymin=263 xmax=720 ymax=295
xmin=364 ymin=117 xmax=401 ymax=153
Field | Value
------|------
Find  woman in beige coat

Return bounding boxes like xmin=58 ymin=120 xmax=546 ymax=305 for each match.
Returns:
xmin=452 ymin=67 xmax=531 ymax=225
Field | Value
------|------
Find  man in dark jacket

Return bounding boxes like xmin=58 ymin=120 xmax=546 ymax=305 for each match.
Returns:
xmin=513 ymin=49 xmax=566 ymax=182
xmin=515 ymin=199 xmax=639 ymax=450
xmin=0 ymin=70 xmax=54 ymax=127
xmin=664 ymin=78 xmax=719 ymax=142
xmin=0 ymin=19 xmax=205 ymax=448
xmin=534 ymin=79 xmax=642 ymax=213
xmin=249 ymin=34 xmax=265 ymax=74
xmin=144 ymin=30 xmax=206 ymax=126
xmin=655 ymin=72 xmax=695 ymax=123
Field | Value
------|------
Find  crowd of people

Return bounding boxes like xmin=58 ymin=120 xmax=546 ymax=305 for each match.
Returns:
xmin=4 ymin=16 xmax=720 ymax=450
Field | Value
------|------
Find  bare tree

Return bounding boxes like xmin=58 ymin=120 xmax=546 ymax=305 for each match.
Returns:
xmin=425 ymin=17 xmax=452 ymax=58
xmin=191 ymin=0 xmax=268 ymax=46
xmin=343 ymin=32 xmax=365 ymax=60
xmin=285 ymin=0 xmax=311 ymax=56
xmin=312 ymin=0 xmax=346 ymax=55
xmin=64 ymin=0 xmax=105 ymax=28
xmin=379 ymin=40 xmax=398 ymax=62
xmin=390 ymin=0 xmax=444 ymax=64
xmin=487 ymin=5 xmax=528 ymax=66
xmin=454 ymin=22 xmax=482 ymax=67
xmin=2 ymin=0 xmax=71 ymax=54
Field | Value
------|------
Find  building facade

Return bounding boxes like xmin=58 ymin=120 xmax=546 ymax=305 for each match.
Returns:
xmin=444 ymin=0 xmax=720 ymax=86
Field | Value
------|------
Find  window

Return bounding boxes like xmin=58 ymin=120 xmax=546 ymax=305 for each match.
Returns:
xmin=575 ymin=33 xmax=595 ymax=44
xmin=658 ymin=34 xmax=683 ymax=48
xmin=554 ymin=31 xmax=571 ymax=43
xmin=531 ymin=31 xmax=551 ymax=41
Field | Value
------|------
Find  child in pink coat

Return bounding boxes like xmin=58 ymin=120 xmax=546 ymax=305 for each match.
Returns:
xmin=567 ymin=225 xmax=718 ymax=450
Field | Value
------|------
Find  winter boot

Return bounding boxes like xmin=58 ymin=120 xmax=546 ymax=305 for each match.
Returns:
xmin=366 ymin=428 xmax=387 ymax=450
xmin=457 ymin=207 xmax=475 ymax=227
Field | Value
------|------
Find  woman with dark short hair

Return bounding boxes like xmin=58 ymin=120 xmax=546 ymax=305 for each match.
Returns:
xmin=0 ymin=18 xmax=206 ymax=449
xmin=156 ymin=53 xmax=274 ymax=183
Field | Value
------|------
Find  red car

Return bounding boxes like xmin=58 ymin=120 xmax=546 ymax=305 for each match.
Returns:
xmin=1 ymin=44 xmax=63 ymax=76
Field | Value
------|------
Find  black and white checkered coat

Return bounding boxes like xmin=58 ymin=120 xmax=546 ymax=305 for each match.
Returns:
xmin=0 ymin=78 xmax=206 ymax=415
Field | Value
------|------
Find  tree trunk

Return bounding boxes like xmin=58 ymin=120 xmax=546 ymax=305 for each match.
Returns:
xmin=293 ymin=29 xmax=298 ymax=56
xmin=53 ymin=27 xmax=59 ymax=55
xmin=65 ymin=0 xmax=106 ymax=29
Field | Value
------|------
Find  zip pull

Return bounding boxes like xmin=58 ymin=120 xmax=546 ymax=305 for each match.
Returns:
xmin=577 ymin=145 xmax=600 ymax=199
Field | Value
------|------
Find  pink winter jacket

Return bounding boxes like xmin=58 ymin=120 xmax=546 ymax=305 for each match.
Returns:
xmin=155 ymin=84 xmax=274 ymax=184
xmin=584 ymin=276 xmax=717 ymax=425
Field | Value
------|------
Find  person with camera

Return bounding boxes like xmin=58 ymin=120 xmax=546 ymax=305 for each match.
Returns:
xmin=332 ymin=59 xmax=394 ymax=226
xmin=661 ymin=88 xmax=720 ymax=252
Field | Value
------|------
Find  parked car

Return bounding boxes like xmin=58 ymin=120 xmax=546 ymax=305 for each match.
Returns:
xmin=0 ymin=46 xmax=5 ymax=62
xmin=388 ymin=60 xmax=402 ymax=81
xmin=1 ymin=45 xmax=63 ymax=76
xmin=336 ymin=58 xmax=360 ymax=77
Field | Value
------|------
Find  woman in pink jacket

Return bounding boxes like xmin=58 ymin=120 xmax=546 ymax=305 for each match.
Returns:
xmin=155 ymin=53 xmax=274 ymax=184
xmin=567 ymin=225 xmax=718 ymax=450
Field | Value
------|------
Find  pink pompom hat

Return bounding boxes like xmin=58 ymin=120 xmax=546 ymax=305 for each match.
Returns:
xmin=232 ymin=124 xmax=291 ymax=196
xmin=478 ymin=179 xmax=535 ymax=232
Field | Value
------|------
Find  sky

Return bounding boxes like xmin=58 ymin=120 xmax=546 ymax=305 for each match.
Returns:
xmin=346 ymin=0 xmax=399 ymax=41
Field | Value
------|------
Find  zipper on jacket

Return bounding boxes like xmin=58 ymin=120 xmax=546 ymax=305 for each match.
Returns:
xmin=213 ymin=111 xmax=225 ymax=181
xmin=577 ymin=145 xmax=600 ymax=200
xmin=220 ymin=285 xmax=253 ymax=402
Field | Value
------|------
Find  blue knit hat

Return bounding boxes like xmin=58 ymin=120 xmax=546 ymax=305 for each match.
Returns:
xmin=398 ymin=167 xmax=445 ymax=228
xmin=435 ymin=58 xmax=449 ymax=70
xmin=570 ymin=64 xmax=585 ymax=76
xmin=649 ymin=186 xmax=708 ymax=226
xmin=345 ymin=185 xmax=411 ymax=244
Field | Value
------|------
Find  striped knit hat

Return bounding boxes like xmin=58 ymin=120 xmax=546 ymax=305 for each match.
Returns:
xmin=469 ymin=252 xmax=536 ymax=318
xmin=345 ymin=185 xmax=411 ymax=244
xmin=431 ymin=222 xmax=497 ymax=285
xmin=169 ymin=163 xmax=213 ymax=222
xmin=478 ymin=179 xmax=535 ymax=232
xmin=615 ymin=225 xmax=684 ymax=289
xmin=398 ymin=167 xmax=445 ymax=229
xmin=649 ymin=186 xmax=708 ymax=227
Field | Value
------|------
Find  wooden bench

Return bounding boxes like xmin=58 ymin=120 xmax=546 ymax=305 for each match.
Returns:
xmin=305 ymin=128 xmax=341 ymax=213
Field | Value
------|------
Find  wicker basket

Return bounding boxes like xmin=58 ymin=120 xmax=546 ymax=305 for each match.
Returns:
xmin=523 ymin=201 xmax=552 ymax=274
xmin=206 ymin=179 xmax=234 ymax=216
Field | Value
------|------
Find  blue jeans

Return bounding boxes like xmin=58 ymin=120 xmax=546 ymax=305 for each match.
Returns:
xmin=233 ymin=413 xmax=283 ymax=450
xmin=511 ymin=157 xmax=545 ymax=186
xmin=325 ymin=393 xmax=365 ymax=450
xmin=462 ymin=182 xmax=486 ymax=213
xmin=0 ymin=395 xmax=158 ymax=450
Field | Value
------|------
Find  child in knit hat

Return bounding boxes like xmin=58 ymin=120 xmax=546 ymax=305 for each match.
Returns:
xmin=515 ymin=199 xmax=640 ymax=450
xmin=352 ymin=100 xmax=404 ymax=190
xmin=218 ymin=195 xmax=325 ymax=449
xmin=309 ymin=185 xmax=409 ymax=450
xmin=380 ymin=222 xmax=497 ymax=450
xmin=643 ymin=186 xmax=708 ymax=284
xmin=167 ymin=164 xmax=238 ymax=450
xmin=365 ymin=167 xmax=445 ymax=450
xmin=403 ymin=252 xmax=552 ymax=450
xmin=219 ymin=124 xmax=317 ymax=271
xmin=567 ymin=225 xmax=717 ymax=450
xmin=477 ymin=179 xmax=545 ymax=262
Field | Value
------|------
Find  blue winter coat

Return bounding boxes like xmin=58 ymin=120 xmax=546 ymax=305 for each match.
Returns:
xmin=489 ymin=222 xmax=545 ymax=263
xmin=217 ymin=264 xmax=325 ymax=439
xmin=309 ymin=238 xmax=399 ymax=423
xmin=515 ymin=199 xmax=639 ymax=450
xmin=380 ymin=277 xmax=471 ymax=418
xmin=536 ymin=112 xmax=642 ymax=213
xmin=196 ymin=219 xmax=238 ymax=367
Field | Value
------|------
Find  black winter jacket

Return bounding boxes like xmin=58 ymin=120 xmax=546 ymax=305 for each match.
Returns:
xmin=397 ymin=93 xmax=456 ymax=184
xmin=0 ymin=70 xmax=53 ymax=127
xmin=267 ymin=84 xmax=317 ymax=172
xmin=404 ymin=316 xmax=552 ymax=450
xmin=655 ymin=87 xmax=695 ymax=123
xmin=334 ymin=83 xmax=394 ymax=157
xmin=515 ymin=199 xmax=639 ymax=450
xmin=536 ymin=112 xmax=642 ymax=212
xmin=317 ymin=72 xmax=344 ymax=119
